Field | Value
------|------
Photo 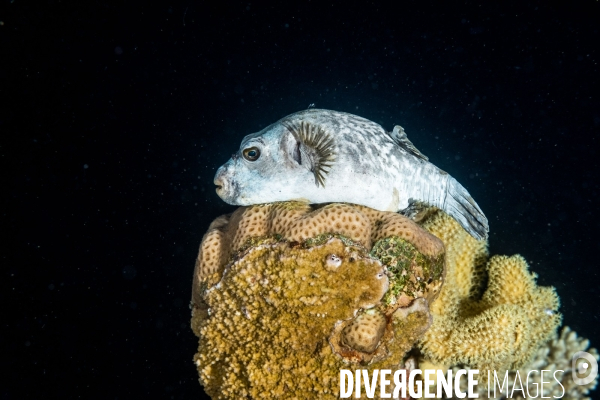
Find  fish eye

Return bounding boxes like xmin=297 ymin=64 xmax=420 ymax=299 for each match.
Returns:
xmin=242 ymin=146 xmax=261 ymax=161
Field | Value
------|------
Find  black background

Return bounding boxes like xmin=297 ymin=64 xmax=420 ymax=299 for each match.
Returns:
xmin=3 ymin=1 xmax=599 ymax=398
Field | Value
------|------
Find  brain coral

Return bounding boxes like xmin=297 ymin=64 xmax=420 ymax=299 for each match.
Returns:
xmin=190 ymin=202 xmax=445 ymax=399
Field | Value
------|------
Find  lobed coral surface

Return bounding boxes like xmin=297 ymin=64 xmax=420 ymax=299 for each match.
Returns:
xmin=191 ymin=202 xmax=444 ymax=399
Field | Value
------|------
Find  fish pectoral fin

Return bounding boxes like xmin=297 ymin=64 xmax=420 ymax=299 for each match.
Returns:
xmin=284 ymin=120 xmax=336 ymax=188
xmin=300 ymin=145 xmax=327 ymax=187
xmin=389 ymin=125 xmax=429 ymax=161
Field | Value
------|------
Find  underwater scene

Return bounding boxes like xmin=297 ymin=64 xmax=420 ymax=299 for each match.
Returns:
xmin=4 ymin=1 xmax=599 ymax=399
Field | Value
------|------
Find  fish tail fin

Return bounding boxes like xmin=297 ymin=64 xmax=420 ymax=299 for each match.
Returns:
xmin=443 ymin=176 xmax=489 ymax=240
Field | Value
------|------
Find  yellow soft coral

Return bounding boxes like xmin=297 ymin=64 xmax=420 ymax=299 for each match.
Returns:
xmin=418 ymin=208 xmax=562 ymax=375
xmin=446 ymin=327 xmax=599 ymax=399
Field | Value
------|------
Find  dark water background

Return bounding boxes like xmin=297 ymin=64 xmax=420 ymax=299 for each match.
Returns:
xmin=3 ymin=1 xmax=599 ymax=398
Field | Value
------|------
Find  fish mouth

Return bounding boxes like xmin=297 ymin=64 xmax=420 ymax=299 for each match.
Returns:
xmin=214 ymin=181 xmax=224 ymax=195
xmin=214 ymin=164 xmax=240 ymax=203
xmin=214 ymin=174 xmax=228 ymax=199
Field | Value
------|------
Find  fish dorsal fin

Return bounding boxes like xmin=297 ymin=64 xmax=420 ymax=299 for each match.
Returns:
xmin=283 ymin=120 xmax=336 ymax=187
xmin=389 ymin=125 xmax=429 ymax=161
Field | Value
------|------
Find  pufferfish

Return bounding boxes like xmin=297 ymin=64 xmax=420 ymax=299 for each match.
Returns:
xmin=214 ymin=109 xmax=488 ymax=240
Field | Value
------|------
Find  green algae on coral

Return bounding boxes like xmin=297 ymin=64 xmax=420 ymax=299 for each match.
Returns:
xmin=370 ymin=236 xmax=444 ymax=306
xmin=303 ymin=232 xmax=362 ymax=249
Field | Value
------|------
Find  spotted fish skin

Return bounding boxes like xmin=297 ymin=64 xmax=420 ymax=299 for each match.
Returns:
xmin=214 ymin=109 xmax=489 ymax=240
